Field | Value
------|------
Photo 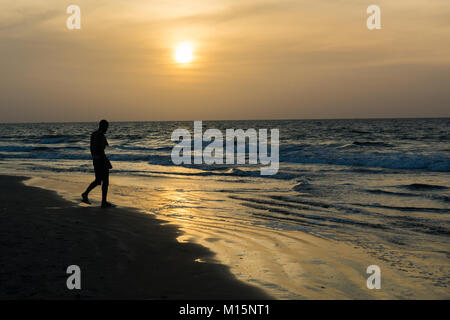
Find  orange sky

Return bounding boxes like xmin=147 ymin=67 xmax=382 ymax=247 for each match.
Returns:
xmin=1 ymin=0 xmax=449 ymax=122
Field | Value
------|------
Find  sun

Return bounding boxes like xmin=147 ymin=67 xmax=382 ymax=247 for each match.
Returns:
xmin=174 ymin=42 xmax=194 ymax=64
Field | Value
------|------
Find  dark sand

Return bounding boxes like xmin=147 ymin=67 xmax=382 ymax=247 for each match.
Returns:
xmin=0 ymin=175 xmax=271 ymax=299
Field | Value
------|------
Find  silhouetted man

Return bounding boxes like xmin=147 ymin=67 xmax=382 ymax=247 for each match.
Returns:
xmin=82 ymin=120 xmax=113 ymax=208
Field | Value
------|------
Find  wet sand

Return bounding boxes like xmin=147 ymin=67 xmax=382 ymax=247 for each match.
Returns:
xmin=0 ymin=175 xmax=271 ymax=299
xmin=2 ymin=172 xmax=447 ymax=299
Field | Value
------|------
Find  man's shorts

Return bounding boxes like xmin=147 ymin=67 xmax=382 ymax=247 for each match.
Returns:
xmin=93 ymin=159 xmax=109 ymax=182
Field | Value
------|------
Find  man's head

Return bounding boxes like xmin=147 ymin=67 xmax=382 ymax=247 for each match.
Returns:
xmin=99 ymin=119 xmax=109 ymax=133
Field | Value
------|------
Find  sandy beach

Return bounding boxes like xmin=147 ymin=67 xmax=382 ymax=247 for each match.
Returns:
xmin=1 ymin=170 xmax=447 ymax=300
xmin=0 ymin=175 xmax=271 ymax=299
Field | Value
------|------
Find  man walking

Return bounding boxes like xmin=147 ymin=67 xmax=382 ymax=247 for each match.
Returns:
xmin=82 ymin=120 xmax=113 ymax=208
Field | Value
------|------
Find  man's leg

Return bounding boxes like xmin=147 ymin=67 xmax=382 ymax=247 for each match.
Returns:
xmin=101 ymin=169 xmax=109 ymax=206
xmin=82 ymin=178 xmax=101 ymax=204
xmin=84 ymin=180 xmax=100 ymax=195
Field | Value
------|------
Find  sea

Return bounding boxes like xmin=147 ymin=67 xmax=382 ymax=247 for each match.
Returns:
xmin=0 ymin=118 xmax=449 ymax=298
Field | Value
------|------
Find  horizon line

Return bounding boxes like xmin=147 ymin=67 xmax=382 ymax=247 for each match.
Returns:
xmin=0 ymin=116 xmax=449 ymax=125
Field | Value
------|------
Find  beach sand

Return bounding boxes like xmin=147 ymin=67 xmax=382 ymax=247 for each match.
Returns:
xmin=0 ymin=175 xmax=271 ymax=299
xmin=1 ymin=172 xmax=447 ymax=299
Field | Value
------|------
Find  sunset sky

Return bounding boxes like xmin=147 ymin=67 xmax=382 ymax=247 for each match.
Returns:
xmin=1 ymin=0 xmax=449 ymax=122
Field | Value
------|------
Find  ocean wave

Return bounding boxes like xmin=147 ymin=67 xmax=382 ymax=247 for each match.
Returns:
xmin=109 ymin=134 xmax=144 ymax=140
xmin=0 ymin=146 xmax=34 ymax=152
xmin=346 ymin=167 xmax=390 ymax=174
xmin=236 ymin=197 xmax=388 ymax=230
xmin=365 ymin=189 xmax=417 ymax=197
xmin=429 ymin=194 xmax=450 ymax=203
xmin=0 ymin=145 xmax=86 ymax=153
xmin=352 ymin=141 xmax=392 ymax=147
xmin=337 ymin=141 xmax=393 ymax=149
xmin=114 ymin=144 xmax=172 ymax=152
xmin=0 ymin=152 xmax=91 ymax=161
xmin=400 ymin=183 xmax=448 ymax=191
xmin=292 ymin=180 xmax=313 ymax=192
xmin=281 ymin=149 xmax=450 ymax=172
xmin=355 ymin=203 xmax=449 ymax=214
xmin=1 ymin=147 xmax=448 ymax=173
xmin=39 ymin=137 xmax=68 ymax=144
xmin=38 ymin=134 xmax=86 ymax=144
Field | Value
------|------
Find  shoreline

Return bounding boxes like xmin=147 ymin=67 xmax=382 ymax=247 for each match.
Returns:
xmin=2 ymin=171 xmax=448 ymax=299
xmin=0 ymin=175 xmax=271 ymax=299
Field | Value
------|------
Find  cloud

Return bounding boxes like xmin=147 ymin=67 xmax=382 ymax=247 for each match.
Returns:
xmin=0 ymin=9 xmax=60 ymax=32
xmin=163 ymin=0 xmax=297 ymax=25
